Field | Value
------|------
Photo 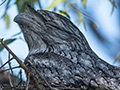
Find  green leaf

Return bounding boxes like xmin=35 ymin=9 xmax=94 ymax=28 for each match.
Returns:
xmin=36 ymin=0 xmax=42 ymax=10
xmin=78 ymin=11 xmax=83 ymax=23
xmin=82 ymin=0 xmax=87 ymax=8
xmin=78 ymin=11 xmax=87 ymax=30
xmin=56 ymin=10 xmax=70 ymax=19
xmin=12 ymin=32 xmax=22 ymax=37
xmin=15 ymin=0 xmax=37 ymax=13
xmin=64 ymin=2 xmax=73 ymax=11
xmin=82 ymin=21 xmax=87 ymax=30
xmin=46 ymin=0 xmax=65 ymax=10
xmin=15 ymin=0 xmax=28 ymax=13
xmin=3 ymin=13 xmax=10 ymax=29
xmin=115 ymin=51 xmax=120 ymax=63
xmin=109 ymin=0 xmax=116 ymax=14
xmin=0 ymin=39 xmax=16 ymax=51
xmin=93 ymin=22 xmax=98 ymax=29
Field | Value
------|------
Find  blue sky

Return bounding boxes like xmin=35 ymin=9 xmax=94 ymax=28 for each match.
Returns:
xmin=0 ymin=0 xmax=120 ymax=80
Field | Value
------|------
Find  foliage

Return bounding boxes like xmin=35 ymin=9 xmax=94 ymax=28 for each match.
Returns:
xmin=82 ymin=0 xmax=87 ymax=8
xmin=0 ymin=39 xmax=16 ymax=51
xmin=46 ymin=0 xmax=65 ymax=10
xmin=3 ymin=13 xmax=10 ymax=29
xmin=15 ymin=0 xmax=42 ymax=13
xmin=1 ymin=0 xmax=117 ymax=31
xmin=109 ymin=0 xmax=117 ymax=14
xmin=1 ymin=0 xmax=117 ymax=29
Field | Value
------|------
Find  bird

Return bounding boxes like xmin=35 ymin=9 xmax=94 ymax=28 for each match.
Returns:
xmin=14 ymin=5 xmax=120 ymax=90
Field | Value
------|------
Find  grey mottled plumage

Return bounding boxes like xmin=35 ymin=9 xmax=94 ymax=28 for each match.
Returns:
xmin=14 ymin=5 xmax=120 ymax=90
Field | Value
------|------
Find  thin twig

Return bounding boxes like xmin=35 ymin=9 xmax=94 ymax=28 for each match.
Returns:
xmin=0 ymin=39 xmax=30 ymax=74
xmin=0 ymin=57 xmax=14 ymax=69
xmin=66 ymin=0 xmax=91 ymax=19
xmin=17 ymin=69 xmax=22 ymax=85
xmin=37 ymin=0 xmax=42 ymax=10
xmin=8 ymin=72 xmax=14 ymax=90
xmin=8 ymin=53 xmax=14 ymax=86
xmin=0 ymin=38 xmax=41 ymax=89
xmin=25 ymin=72 xmax=30 ymax=90
xmin=20 ymin=69 xmax=22 ymax=81
xmin=28 ymin=60 xmax=54 ymax=90
xmin=0 ymin=56 xmax=3 ymax=67
xmin=0 ymin=0 xmax=7 ymax=6
xmin=0 ymin=66 xmax=20 ymax=73
xmin=8 ymin=53 xmax=14 ymax=75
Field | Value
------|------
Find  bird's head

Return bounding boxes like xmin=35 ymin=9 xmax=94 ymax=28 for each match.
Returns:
xmin=14 ymin=5 xmax=90 ymax=55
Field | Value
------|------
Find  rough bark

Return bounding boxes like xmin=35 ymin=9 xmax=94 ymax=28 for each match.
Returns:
xmin=14 ymin=5 xmax=120 ymax=90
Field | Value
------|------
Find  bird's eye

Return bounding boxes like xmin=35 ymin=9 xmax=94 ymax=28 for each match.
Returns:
xmin=59 ymin=51 xmax=62 ymax=54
